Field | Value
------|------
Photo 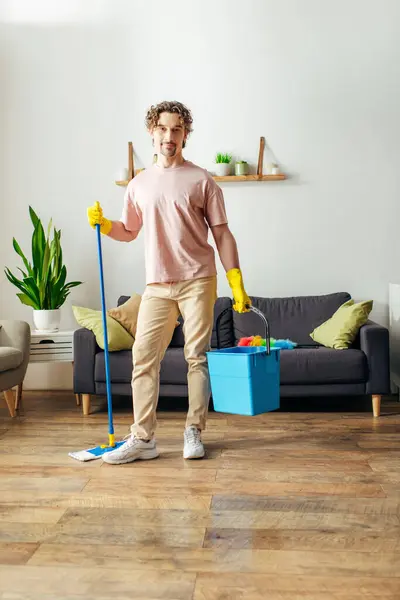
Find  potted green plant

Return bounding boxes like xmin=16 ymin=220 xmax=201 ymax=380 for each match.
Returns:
xmin=214 ymin=152 xmax=232 ymax=176
xmin=235 ymin=160 xmax=249 ymax=176
xmin=4 ymin=206 xmax=82 ymax=332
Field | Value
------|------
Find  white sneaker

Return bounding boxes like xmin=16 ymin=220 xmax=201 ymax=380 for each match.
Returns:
xmin=183 ymin=426 xmax=205 ymax=459
xmin=102 ymin=435 xmax=159 ymax=465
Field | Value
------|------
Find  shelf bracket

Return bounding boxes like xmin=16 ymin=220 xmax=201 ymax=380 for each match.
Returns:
xmin=257 ymin=136 xmax=265 ymax=178
xmin=128 ymin=141 xmax=134 ymax=180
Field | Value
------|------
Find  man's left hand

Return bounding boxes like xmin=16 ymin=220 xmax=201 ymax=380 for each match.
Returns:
xmin=226 ymin=268 xmax=251 ymax=313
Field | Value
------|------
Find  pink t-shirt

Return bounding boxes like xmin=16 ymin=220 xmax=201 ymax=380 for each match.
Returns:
xmin=120 ymin=160 xmax=228 ymax=284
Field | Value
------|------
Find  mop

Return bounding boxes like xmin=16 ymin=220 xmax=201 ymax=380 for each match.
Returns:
xmin=69 ymin=223 xmax=125 ymax=461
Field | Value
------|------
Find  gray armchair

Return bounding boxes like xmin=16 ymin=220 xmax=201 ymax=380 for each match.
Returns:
xmin=0 ymin=320 xmax=31 ymax=416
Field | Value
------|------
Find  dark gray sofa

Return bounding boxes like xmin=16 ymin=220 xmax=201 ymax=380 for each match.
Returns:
xmin=73 ymin=292 xmax=390 ymax=417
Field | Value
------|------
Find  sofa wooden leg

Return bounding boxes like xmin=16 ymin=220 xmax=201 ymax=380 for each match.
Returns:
xmin=4 ymin=389 xmax=16 ymax=417
xmin=372 ymin=394 xmax=381 ymax=417
xmin=82 ymin=394 xmax=91 ymax=416
xmin=16 ymin=382 xmax=23 ymax=412
xmin=75 ymin=394 xmax=81 ymax=406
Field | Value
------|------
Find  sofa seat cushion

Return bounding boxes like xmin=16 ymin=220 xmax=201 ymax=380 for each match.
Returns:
xmin=233 ymin=292 xmax=352 ymax=346
xmin=280 ymin=348 xmax=368 ymax=385
xmin=94 ymin=346 xmax=366 ymax=387
xmin=95 ymin=347 xmax=188 ymax=385
xmin=0 ymin=347 xmax=23 ymax=373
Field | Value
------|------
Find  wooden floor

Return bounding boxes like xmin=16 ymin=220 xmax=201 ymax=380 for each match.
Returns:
xmin=0 ymin=392 xmax=399 ymax=599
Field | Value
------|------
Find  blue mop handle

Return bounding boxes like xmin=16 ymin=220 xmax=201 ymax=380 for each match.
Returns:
xmin=96 ymin=223 xmax=115 ymax=442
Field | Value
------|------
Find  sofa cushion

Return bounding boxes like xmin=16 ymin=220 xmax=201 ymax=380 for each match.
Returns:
xmin=72 ymin=306 xmax=134 ymax=351
xmin=0 ymin=346 xmax=23 ymax=372
xmin=94 ymin=345 xmax=367 ymax=386
xmin=211 ymin=297 xmax=235 ymax=349
xmin=108 ymin=293 xmax=142 ymax=338
xmin=280 ymin=348 xmax=367 ymax=385
xmin=233 ymin=292 xmax=352 ymax=346
xmin=310 ymin=299 xmax=373 ymax=349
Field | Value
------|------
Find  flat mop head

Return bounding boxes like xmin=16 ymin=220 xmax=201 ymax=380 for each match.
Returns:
xmin=69 ymin=440 xmax=125 ymax=462
xmin=69 ymin=433 xmax=125 ymax=462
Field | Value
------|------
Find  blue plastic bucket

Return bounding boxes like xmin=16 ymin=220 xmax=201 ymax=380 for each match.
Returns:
xmin=206 ymin=306 xmax=280 ymax=416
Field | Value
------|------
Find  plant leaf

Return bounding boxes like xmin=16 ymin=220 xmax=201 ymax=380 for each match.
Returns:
xmin=39 ymin=239 xmax=51 ymax=306
xmin=47 ymin=218 xmax=53 ymax=241
xmin=32 ymin=220 xmax=46 ymax=284
xmin=12 ymin=238 xmax=33 ymax=276
xmin=50 ymin=265 xmax=67 ymax=308
xmin=4 ymin=268 xmax=40 ymax=308
xmin=29 ymin=205 xmax=40 ymax=229
xmin=63 ymin=281 xmax=82 ymax=289
xmin=16 ymin=293 xmax=38 ymax=309
xmin=22 ymin=276 xmax=41 ymax=306
xmin=4 ymin=267 xmax=25 ymax=291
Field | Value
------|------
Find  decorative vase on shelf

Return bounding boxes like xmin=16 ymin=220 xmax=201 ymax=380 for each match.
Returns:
xmin=235 ymin=161 xmax=249 ymax=176
xmin=33 ymin=309 xmax=61 ymax=332
xmin=271 ymin=164 xmax=280 ymax=175
xmin=267 ymin=162 xmax=280 ymax=175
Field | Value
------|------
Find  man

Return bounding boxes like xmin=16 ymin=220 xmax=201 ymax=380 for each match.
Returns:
xmin=87 ymin=100 xmax=250 ymax=464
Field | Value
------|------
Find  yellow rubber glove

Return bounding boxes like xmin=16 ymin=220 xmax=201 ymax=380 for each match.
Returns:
xmin=87 ymin=201 xmax=112 ymax=235
xmin=226 ymin=268 xmax=251 ymax=313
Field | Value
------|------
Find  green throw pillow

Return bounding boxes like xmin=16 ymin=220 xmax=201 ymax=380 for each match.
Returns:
xmin=310 ymin=299 xmax=373 ymax=349
xmin=72 ymin=306 xmax=134 ymax=351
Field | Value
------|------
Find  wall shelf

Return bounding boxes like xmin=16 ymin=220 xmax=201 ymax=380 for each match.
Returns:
xmin=116 ymin=179 xmax=136 ymax=186
xmin=213 ymin=174 xmax=285 ymax=182
xmin=116 ymin=173 xmax=285 ymax=185
xmin=114 ymin=137 xmax=286 ymax=186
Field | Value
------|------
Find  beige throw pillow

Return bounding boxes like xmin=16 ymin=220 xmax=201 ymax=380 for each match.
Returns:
xmin=107 ymin=293 xmax=142 ymax=339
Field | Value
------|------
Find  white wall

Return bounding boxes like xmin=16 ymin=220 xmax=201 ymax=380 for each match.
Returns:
xmin=1 ymin=0 xmax=399 ymax=389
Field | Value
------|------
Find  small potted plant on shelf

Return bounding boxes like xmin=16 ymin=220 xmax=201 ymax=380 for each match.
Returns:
xmin=235 ymin=160 xmax=249 ymax=176
xmin=214 ymin=153 xmax=232 ymax=176
xmin=4 ymin=206 xmax=82 ymax=332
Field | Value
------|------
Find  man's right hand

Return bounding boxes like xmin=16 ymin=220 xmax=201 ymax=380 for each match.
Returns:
xmin=87 ymin=201 xmax=112 ymax=235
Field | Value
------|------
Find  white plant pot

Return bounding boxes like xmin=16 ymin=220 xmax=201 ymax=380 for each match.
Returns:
xmin=33 ymin=309 xmax=61 ymax=332
xmin=215 ymin=163 xmax=231 ymax=176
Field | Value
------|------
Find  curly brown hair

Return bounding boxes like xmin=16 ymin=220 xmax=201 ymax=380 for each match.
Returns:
xmin=145 ymin=101 xmax=193 ymax=146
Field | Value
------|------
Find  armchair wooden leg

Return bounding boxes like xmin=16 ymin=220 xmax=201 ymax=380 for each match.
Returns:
xmin=3 ymin=389 xmax=16 ymax=417
xmin=82 ymin=394 xmax=91 ymax=416
xmin=372 ymin=394 xmax=381 ymax=417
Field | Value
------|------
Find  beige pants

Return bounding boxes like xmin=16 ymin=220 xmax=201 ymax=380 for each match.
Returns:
xmin=130 ymin=276 xmax=217 ymax=440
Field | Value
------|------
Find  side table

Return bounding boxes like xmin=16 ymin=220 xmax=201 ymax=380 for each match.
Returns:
xmin=26 ymin=329 xmax=80 ymax=409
